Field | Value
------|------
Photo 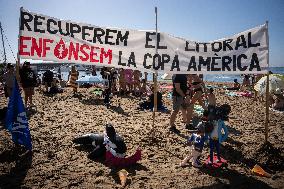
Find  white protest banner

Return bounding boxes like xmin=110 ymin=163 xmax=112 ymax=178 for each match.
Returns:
xmin=19 ymin=8 xmax=268 ymax=74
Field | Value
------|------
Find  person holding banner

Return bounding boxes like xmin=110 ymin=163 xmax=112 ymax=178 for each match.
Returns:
xmin=19 ymin=61 xmax=37 ymax=107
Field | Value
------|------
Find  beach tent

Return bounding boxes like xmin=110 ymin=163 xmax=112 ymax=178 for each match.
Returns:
xmin=254 ymin=74 xmax=284 ymax=95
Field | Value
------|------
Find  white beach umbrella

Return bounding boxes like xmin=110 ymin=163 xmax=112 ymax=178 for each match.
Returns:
xmin=254 ymin=74 xmax=284 ymax=95
xmin=76 ymin=75 xmax=104 ymax=84
xmin=161 ymin=73 xmax=172 ymax=80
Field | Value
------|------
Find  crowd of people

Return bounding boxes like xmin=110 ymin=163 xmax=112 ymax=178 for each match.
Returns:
xmin=1 ymin=62 xmax=284 ymax=171
xmin=1 ymin=63 xmax=284 ymax=113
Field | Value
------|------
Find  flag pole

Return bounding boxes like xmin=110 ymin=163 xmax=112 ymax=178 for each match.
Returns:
xmin=152 ymin=7 xmax=158 ymax=131
xmin=0 ymin=22 xmax=7 ymax=64
xmin=16 ymin=7 xmax=23 ymax=83
xmin=264 ymin=21 xmax=270 ymax=142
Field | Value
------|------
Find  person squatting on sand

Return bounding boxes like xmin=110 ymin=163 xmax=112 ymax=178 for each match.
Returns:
xmin=169 ymin=74 xmax=189 ymax=133
xmin=19 ymin=61 xmax=37 ymax=107
xmin=72 ymin=123 xmax=127 ymax=159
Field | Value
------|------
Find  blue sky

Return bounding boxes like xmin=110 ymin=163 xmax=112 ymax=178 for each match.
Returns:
xmin=0 ymin=0 xmax=283 ymax=67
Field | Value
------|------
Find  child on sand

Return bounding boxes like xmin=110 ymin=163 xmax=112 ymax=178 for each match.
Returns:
xmin=180 ymin=121 xmax=212 ymax=168
xmin=208 ymin=120 xmax=228 ymax=165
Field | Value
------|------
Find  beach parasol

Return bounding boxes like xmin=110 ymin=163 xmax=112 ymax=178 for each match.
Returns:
xmin=254 ymin=74 xmax=284 ymax=95
xmin=161 ymin=73 xmax=172 ymax=80
xmin=76 ymin=75 xmax=104 ymax=84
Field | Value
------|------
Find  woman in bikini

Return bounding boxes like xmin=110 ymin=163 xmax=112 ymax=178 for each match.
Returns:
xmin=186 ymin=74 xmax=207 ymax=128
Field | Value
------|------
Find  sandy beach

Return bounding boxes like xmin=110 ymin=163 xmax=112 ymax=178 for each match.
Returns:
xmin=0 ymin=82 xmax=283 ymax=189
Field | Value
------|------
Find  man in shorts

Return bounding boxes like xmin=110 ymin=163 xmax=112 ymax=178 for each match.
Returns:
xmin=20 ymin=61 xmax=37 ymax=107
xmin=169 ymin=74 xmax=190 ymax=133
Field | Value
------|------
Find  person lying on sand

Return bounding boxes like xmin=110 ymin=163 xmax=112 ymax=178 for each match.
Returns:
xmin=72 ymin=123 xmax=127 ymax=159
xmin=226 ymin=79 xmax=241 ymax=91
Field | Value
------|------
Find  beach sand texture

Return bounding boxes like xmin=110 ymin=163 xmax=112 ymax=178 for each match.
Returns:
xmin=0 ymin=83 xmax=283 ymax=189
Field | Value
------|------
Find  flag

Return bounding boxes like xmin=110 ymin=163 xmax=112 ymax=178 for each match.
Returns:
xmin=5 ymin=78 xmax=32 ymax=150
